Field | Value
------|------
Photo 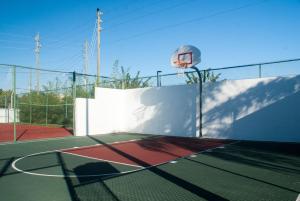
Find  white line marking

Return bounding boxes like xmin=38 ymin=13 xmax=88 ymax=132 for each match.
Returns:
xmin=11 ymin=139 xmax=239 ymax=178
xmin=59 ymin=138 xmax=140 ymax=152
xmin=11 ymin=137 xmax=149 ymax=178
xmin=61 ymin=151 xmax=142 ymax=168
xmin=0 ymin=135 xmax=75 ymax=146
xmin=11 ymin=153 xmax=144 ymax=178
xmin=296 ymin=194 xmax=300 ymax=201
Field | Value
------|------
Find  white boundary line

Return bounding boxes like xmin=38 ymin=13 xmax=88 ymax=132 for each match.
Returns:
xmin=0 ymin=135 xmax=75 ymax=146
xmin=61 ymin=151 xmax=142 ymax=168
xmin=57 ymin=134 xmax=161 ymax=152
xmin=11 ymin=150 xmax=144 ymax=178
xmin=0 ymin=132 xmax=155 ymax=146
xmin=11 ymin=139 xmax=239 ymax=178
xmin=11 ymin=137 xmax=150 ymax=178
xmin=59 ymin=138 xmax=141 ymax=152
xmin=296 ymin=194 xmax=300 ymax=201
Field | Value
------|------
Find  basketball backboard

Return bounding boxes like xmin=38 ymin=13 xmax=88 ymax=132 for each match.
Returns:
xmin=170 ymin=45 xmax=201 ymax=68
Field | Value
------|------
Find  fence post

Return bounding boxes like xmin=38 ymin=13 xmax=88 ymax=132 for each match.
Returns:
xmin=4 ymin=95 xmax=7 ymax=123
xmin=13 ymin=66 xmax=16 ymax=142
xmin=45 ymin=93 xmax=48 ymax=126
xmin=259 ymin=64 xmax=262 ymax=78
xmin=157 ymin=71 xmax=162 ymax=87
xmin=72 ymin=71 xmax=76 ymax=135
xmin=65 ymin=98 xmax=68 ymax=118
xmin=29 ymin=92 xmax=32 ymax=124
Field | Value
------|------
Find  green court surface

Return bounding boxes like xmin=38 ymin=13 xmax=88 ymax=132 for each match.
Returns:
xmin=0 ymin=133 xmax=299 ymax=201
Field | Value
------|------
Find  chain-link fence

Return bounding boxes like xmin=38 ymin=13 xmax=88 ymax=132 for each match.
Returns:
xmin=0 ymin=65 xmax=110 ymax=143
xmin=153 ymin=58 xmax=300 ymax=86
xmin=1 ymin=58 xmax=299 ymax=143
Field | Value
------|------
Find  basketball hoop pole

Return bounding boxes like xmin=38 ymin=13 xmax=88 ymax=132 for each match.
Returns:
xmin=191 ymin=66 xmax=202 ymax=137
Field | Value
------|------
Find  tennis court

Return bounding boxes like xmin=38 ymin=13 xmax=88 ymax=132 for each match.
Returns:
xmin=1 ymin=133 xmax=299 ymax=201
xmin=0 ymin=123 xmax=73 ymax=142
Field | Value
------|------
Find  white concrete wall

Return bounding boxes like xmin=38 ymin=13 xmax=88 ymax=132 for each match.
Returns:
xmin=75 ymin=85 xmax=197 ymax=137
xmin=203 ymin=76 xmax=300 ymax=142
xmin=75 ymin=88 xmax=124 ymax=136
xmin=0 ymin=108 xmax=19 ymax=123
xmin=75 ymin=75 xmax=300 ymax=142
xmin=123 ymin=85 xmax=198 ymax=137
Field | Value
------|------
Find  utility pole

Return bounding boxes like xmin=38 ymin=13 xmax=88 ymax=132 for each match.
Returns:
xmin=34 ymin=32 xmax=41 ymax=92
xmin=83 ymin=40 xmax=89 ymax=85
xmin=29 ymin=69 xmax=32 ymax=91
xmin=96 ymin=8 xmax=103 ymax=86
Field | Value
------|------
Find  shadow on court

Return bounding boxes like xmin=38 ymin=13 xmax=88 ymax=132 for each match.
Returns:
xmin=56 ymin=151 xmax=122 ymax=201
xmin=85 ymin=135 xmax=229 ymax=201
xmin=0 ymin=157 xmax=15 ymax=178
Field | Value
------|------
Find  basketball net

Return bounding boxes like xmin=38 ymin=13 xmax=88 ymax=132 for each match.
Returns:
xmin=176 ymin=68 xmax=185 ymax=78
xmin=175 ymin=61 xmax=188 ymax=78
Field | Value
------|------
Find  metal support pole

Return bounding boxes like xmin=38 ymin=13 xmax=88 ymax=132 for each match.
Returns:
xmin=191 ymin=66 xmax=202 ymax=137
xmin=4 ymin=95 xmax=7 ymax=123
xmin=29 ymin=93 xmax=32 ymax=124
xmin=72 ymin=71 xmax=76 ymax=135
xmin=156 ymin=71 xmax=162 ymax=87
xmin=13 ymin=66 xmax=16 ymax=142
xmin=259 ymin=64 xmax=262 ymax=78
xmin=65 ymin=98 xmax=68 ymax=118
xmin=45 ymin=93 xmax=48 ymax=125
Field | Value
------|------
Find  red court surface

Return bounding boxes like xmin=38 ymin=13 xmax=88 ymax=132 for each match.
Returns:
xmin=63 ymin=137 xmax=232 ymax=167
xmin=0 ymin=123 xmax=73 ymax=142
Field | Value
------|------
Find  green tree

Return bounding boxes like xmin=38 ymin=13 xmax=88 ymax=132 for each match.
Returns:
xmin=17 ymin=77 xmax=73 ymax=127
xmin=185 ymin=69 xmax=221 ymax=84
xmin=103 ymin=61 xmax=152 ymax=89
xmin=0 ymin=89 xmax=13 ymax=108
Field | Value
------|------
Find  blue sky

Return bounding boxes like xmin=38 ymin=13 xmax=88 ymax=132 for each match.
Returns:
xmin=0 ymin=0 xmax=300 ymax=79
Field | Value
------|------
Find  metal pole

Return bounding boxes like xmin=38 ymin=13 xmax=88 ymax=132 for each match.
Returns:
xmin=45 ymin=93 xmax=48 ymax=125
xmin=259 ymin=64 xmax=262 ymax=78
xmin=29 ymin=92 xmax=32 ymax=124
xmin=13 ymin=66 xmax=16 ymax=142
xmin=84 ymin=40 xmax=89 ymax=87
xmin=72 ymin=71 xmax=76 ymax=135
xmin=4 ymin=95 xmax=7 ymax=123
xmin=65 ymin=98 xmax=68 ymax=118
xmin=156 ymin=71 xmax=162 ymax=87
xmin=191 ymin=66 xmax=202 ymax=137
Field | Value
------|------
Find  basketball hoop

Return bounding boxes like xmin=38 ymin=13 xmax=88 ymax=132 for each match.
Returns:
xmin=176 ymin=68 xmax=185 ymax=78
xmin=170 ymin=45 xmax=203 ymax=137
xmin=170 ymin=45 xmax=201 ymax=69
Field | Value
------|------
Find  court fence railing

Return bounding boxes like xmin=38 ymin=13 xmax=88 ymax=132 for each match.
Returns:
xmin=0 ymin=57 xmax=299 ymax=142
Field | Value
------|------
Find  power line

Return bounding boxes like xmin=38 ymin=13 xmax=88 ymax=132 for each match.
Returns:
xmin=105 ymin=0 xmax=167 ymax=23
xmin=105 ymin=0 xmax=194 ymax=31
xmin=0 ymin=39 xmax=32 ymax=45
xmin=89 ymin=20 xmax=97 ymax=59
xmin=43 ymin=51 xmax=82 ymax=66
xmin=110 ymin=0 xmax=268 ymax=44
xmin=0 ymin=46 xmax=31 ymax=50
xmin=60 ymin=55 xmax=83 ymax=71
xmin=0 ymin=32 xmax=33 ymax=39
xmin=43 ymin=17 xmax=95 ymax=45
